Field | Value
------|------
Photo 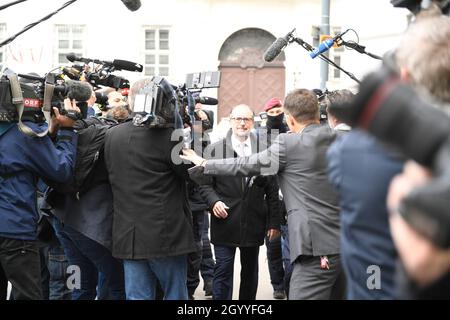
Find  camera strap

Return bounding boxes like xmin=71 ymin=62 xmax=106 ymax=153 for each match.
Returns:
xmin=7 ymin=72 xmax=52 ymax=137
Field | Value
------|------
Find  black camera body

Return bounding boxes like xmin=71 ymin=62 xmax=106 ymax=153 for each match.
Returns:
xmin=132 ymin=76 xmax=180 ymax=128
xmin=85 ymin=72 xmax=130 ymax=90
xmin=0 ymin=74 xmax=45 ymax=123
xmin=313 ymin=89 xmax=329 ymax=124
xmin=0 ymin=70 xmax=91 ymax=124
xmin=133 ymin=72 xmax=220 ymax=130
xmin=63 ymin=53 xmax=136 ymax=90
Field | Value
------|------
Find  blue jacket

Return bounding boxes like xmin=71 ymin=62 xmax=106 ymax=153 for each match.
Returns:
xmin=327 ymin=130 xmax=404 ymax=299
xmin=0 ymin=122 xmax=77 ymax=240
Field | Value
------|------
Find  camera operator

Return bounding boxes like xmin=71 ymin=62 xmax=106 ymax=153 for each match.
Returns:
xmin=0 ymin=98 xmax=79 ymax=300
xmin=48 ymin=107 xmax=126 ymax=300
xmin=104 ymin=77 xmax=196 ymax=300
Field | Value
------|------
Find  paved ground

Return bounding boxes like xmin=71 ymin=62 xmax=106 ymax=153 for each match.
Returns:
xmin=6 ymin=243 xmax=281 ymax=300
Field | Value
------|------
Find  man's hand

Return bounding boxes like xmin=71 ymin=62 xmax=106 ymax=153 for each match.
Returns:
xmin=50 ymin=98 xmax=81 ymax=132
xmin=181 ymin=148 xmax=206 ymax=166
xmin=267 ymin=229 xmax=281 ymax=242
xmin=212 ymin=201 xmax=229 ymax=219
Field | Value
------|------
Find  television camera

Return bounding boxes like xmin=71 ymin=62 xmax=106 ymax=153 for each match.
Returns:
xmin=131 ymin=71 xmax=220 ymax=129
xmin=0 ymin=68 xmax=93 ymax=137
xmin=62 ymin=53 xmax=143 ymax=91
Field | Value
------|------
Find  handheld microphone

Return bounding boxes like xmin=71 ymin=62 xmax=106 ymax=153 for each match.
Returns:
xmin=263 ymin=29 xmax=295 ymax=62
xmin=310 ymin=37 xmax=338 ymax=59
xmin=310 ymin=30 xmax=349 ymax=59
xmin=120 ymin=0 xmax=141 ymax=11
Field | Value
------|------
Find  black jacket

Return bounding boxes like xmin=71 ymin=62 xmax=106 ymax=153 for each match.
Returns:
xmin=199 ymin=130 xmax=280 ymax=247
xmin=48 ymin=148 xmax=114 ymax=251
xmin=104 ymin=121 xmax=196 ymax=259
xmin=188 ymin=134 xmax=210 ymax=212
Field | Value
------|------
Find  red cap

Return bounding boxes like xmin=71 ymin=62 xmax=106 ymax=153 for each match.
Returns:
xmin=264 ymin=97 xmax=283 ymax=112
xmin=120 ymin=88 xmax=130 ymax=96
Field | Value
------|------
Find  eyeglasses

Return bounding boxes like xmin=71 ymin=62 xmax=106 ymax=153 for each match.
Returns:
xmin=230 ymin=117 xmax=253 ymax=123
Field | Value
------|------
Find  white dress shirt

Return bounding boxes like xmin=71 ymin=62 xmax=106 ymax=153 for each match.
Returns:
xmin=231 ymin=134 xmax=252 ymax=157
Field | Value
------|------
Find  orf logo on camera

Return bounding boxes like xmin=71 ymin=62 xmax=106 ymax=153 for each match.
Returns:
xmin=23 ymin=98 xmax=42 ymax=108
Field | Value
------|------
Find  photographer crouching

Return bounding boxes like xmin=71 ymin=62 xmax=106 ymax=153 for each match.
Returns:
xmin=0 ymin=75 xmax=80 ymax=299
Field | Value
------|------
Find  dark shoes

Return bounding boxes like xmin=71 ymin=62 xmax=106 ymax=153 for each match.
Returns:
xmin=273 ymin=289 xmax=286 ymax=300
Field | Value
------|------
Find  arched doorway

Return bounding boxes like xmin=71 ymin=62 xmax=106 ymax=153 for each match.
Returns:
xmin=217 ymin=28 xmax=285 ymax=120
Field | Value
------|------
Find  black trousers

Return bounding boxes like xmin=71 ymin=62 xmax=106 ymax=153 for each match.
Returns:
xmin=187 ymin=210 xmax=205 ymax=296
xmin=265 ymin=235 xmax=285 ymax=291
xmin=213 ymin=245 xmax=259 ymax=300
xmin=0 ymin=236 xmax=42 ymax=300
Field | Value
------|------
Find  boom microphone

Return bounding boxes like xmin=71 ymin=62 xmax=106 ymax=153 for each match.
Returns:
xmin=195 ymin=96 xmax=218 ymax=105
xmin=264 ymin=38 xmax=288 ymax=62
xmin=66 ymin=53 xmax=90 ymax=64
xmin=120 ymin=0 xmax=141 ymax=11
xmin=112 ymin=59 xmax=143 ymax=72
xmin=66 ymin=53 xmax=143 ymax=73
xmin=263 ymin=29 xmax=295 ymax=62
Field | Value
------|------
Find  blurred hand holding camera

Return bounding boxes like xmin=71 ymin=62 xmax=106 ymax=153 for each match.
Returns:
xmin=50 ymin=98 xmax=81 ymax=133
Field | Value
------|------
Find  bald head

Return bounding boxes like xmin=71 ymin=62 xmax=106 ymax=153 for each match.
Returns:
xmin=229 ymin=104 xmax=255 ymax=141
xmin=230 ymin=104 xmax=254 ymax=118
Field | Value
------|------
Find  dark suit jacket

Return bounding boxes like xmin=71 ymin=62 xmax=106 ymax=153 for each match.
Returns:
xmin=199 ymin=130 xmax=280 ymax=247
xmin=104 ymin=121 xmax=196 ymax=259
xmin=204 ymin=124 xmax=340 ymax=261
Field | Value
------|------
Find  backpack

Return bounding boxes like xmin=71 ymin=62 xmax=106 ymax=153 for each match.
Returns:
xmin=49 ymin=117 xmax=118 ymax=198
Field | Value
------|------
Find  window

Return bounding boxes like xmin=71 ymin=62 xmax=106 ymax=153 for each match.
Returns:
xmin=0 ymin=24 xmax=6 ymax=69
xmin=333 ymin=56 xmax=341 ymax=79
xmin=330 ymin=26 xmax=342 ymax=79
xmin=143 ymin=27 xmax=170 ymax=77
xmin=54 ymin=24 xmax=86 ymax=66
